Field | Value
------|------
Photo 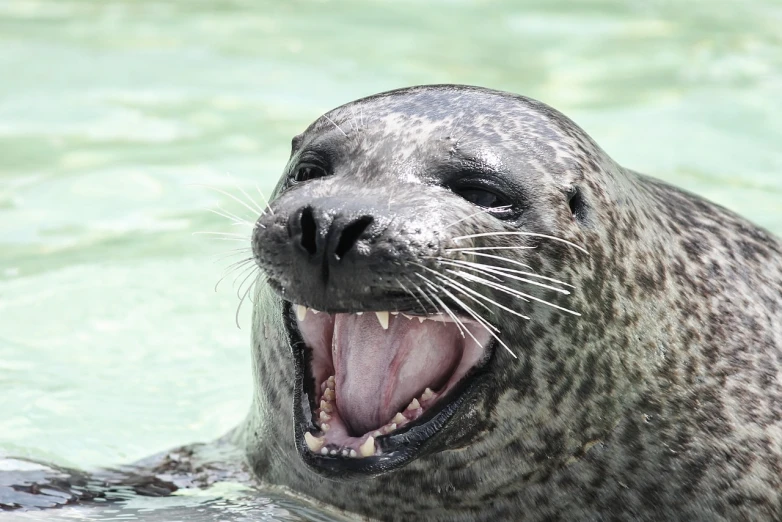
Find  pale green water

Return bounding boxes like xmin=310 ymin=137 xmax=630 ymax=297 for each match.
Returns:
xmin=1 ymin=0 xmax=781 ymax=518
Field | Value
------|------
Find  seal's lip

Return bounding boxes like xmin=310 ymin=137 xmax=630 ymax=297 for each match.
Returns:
xmin=282 ymin=301 xmax=495 ymax=478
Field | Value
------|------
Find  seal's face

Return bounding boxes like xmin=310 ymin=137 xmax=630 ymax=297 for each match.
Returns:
xmin=252 ymin=86 xmax=603 ymax=480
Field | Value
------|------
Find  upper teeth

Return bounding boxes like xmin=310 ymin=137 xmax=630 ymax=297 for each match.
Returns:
xmin=375 ymin=311 xmax=389 ymax=330
xmin=294 ymin=305 xmax=451 ymax=328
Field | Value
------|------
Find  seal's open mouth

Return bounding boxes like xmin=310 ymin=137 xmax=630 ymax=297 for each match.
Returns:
xmin=285 ymin=302 xmax=494 ymax=476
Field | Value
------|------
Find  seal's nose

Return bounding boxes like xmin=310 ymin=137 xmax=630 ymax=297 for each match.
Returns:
xmin=288 ymin=206 xmax=374 ymax=280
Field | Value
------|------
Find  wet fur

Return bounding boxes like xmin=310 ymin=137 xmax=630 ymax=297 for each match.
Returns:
xmin=241 ymin=86 xmax=782 ymax=521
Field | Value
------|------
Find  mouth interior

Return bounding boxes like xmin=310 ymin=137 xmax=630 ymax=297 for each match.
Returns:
xmin=295 ymin=307 xmax=492 ymax=458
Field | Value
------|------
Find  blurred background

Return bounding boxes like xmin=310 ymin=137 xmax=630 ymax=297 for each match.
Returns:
xmin=1 ymin=0 xmax=780 ymax=475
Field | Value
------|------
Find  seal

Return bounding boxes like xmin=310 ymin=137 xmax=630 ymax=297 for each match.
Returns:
xmin=240 ymin=85 xmax=782 ymax=521
xmin=4 ymin=85 xmax=782 ymax=521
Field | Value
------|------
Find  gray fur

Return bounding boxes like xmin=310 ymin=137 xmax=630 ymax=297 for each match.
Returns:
xmin=242 ymin=85 xmax=782 ymax=521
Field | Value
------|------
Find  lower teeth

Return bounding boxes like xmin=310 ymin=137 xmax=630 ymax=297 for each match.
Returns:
xmin=306 ymin=379 xmax=439 ymax=459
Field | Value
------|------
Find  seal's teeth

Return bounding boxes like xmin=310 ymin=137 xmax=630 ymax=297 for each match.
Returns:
xmin=421 ymin=388 xmax=434 ymax=401
xmin=320 ymin=447 xmax=328 ymax=455
xmin=356 ymin=312 xmax=363 ymax=316
xmin=326 ymin=375 xmax=336 ymax=389
xmin=304 ymin=432 xmax=324 ymax=452
xmin=321 ymin=423 xmax=331 ymax=432
xmin=406 ymin=398 xmax=421 ymax=411
xmin=319 ymin=411 xmax=331 ymax=422
xmin=393 ymin=413 xmax=406 ymax=424
xmin=418 ymin=316 xmax=426 ymax=323
xmin=360 ymin=436 xmax=376 ymax=457
xmin=387 ymin=423 xmax=397 ymax=433
xmin=323 ymin=389 xmax=335 ymax=401
xmin=311 ymin=309 xmax=320 ymax=315
xmin=402 ymin=313 xmax=414 ymax=320
xmin=391 ymin=311 xmax=399 ymax=315
xmin=296 ymin=305 xmax=307 ymax=321
xmin=349 ymin=449 xmax=357 ymax=458
xmin=320 ymin=400 xmax=333 ymax=413
xmin=375 ymin=311 xmax=389 ymax=330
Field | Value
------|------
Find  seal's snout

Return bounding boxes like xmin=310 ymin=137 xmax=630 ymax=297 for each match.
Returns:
xmin=288 ymin=205 xmax=374 ymax=265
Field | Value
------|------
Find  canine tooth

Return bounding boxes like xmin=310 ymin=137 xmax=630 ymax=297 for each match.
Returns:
xmin=350 ymin=449 xmax=357 ymax=458
xmin=296 ymin=305 xmax=307 ymax=321
xmin=320 ymin=400 xmax=333 ymax=413
xmin=360 ymin=436 xmax=376 ymax=457
xmin=323 ymin=389 xmax=335 ymax=401
xmin=319 ymin=411 xmax=331 ymax=422
xmin=320 ymin=447 xmax=328 ymax=455
xmin=421 ymin=388 xmax=434 ymax=401
xmin=322 ymin=423 xmax=331 ymax=432
xmin=407 ymin=398 xmax=421 ymax=411
xmin=375 ymin=311 xmax=389 ymax=329
xmin=393 ymin=413 xmax=406 ymax=424
xmin=304 ymin=432 xmax=325 ymax=452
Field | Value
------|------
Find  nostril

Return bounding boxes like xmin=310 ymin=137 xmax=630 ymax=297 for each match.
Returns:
xmin=335 ymin=216 xmax=373 ymax=260
xmin=300 ymin=206 xmax=317 ymax=256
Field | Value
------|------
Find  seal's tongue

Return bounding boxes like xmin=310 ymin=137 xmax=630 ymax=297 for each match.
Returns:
xmin=333 ymin=314 xmax=464 ymax=435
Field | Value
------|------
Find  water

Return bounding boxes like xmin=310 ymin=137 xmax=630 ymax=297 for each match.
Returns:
xmin=1 ymin=0 xmax=780 ymax=518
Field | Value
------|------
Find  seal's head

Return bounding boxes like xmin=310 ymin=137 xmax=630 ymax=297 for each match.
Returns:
xmin=249 ymin=85 xmax=639 ymax=486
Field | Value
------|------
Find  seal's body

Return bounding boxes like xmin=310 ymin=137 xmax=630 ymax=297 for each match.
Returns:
xmin=242 ymin=85 xmax=782 ymax=521
xmin=4 ymin=85 xmax=781 ymax=521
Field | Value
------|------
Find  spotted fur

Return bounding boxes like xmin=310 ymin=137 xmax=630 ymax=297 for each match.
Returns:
xmin=240 ymin=85 xmax=782 ymax=521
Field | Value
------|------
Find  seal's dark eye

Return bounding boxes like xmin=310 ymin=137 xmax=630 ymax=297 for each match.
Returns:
xmin=454 ymin=187 xmax=508 ymax=209
xmin=293 ymin=164 xmax=328 ymax=183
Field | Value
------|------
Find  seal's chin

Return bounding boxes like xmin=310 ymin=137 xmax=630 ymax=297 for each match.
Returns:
xmin=283 ymin=302 xmax=494 ymax=477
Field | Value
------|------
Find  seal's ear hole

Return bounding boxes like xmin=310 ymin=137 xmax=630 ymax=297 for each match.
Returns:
xmin=568 ymin=188 xmax=588 ymax=225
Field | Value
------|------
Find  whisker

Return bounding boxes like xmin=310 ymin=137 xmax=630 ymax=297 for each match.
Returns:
xmin=412 ymin=265 xmax=530 ymax=320
xmin=207 ymin=205 xmax=256 ymax=227
xmin=447 ymin=246 xmax=537 ymax=252
xmin=255 ymin=185 xmax=275 ymax=215
xmin=436 ymin=282 xmax=516 ymax=358
xmin=395 ymin=277 xmax=427 ymax=315
xmin=224 ymin=173 xmax=266 ymax=216
xmin=235 ymin=265 xmax=259 ymax=300
xmin=234 ymin=274 xmax=256 ymax=329
xmin=193 ymin=231 xmax=249 ymax=239
xmin=452 ymin=232 xmax=589 ymax=255
xmin=214 ymin=259 xmax=254 ymax=292
xmin=434 ymin=256 xmax=572 ymax=287
xmin=403 ymin=275 xmax=440 ymax=314
xmin=461 ymin=251 xmax=532 ymax=270
xmin=435 ymin=259 xmax=571 ymax=294
xmin=448 ymin=270 xmax=581 ymax=317
xmin=191 ymin=183 xmax=266 ymax=221
xmin=322 ymin=115 xmax=349 ymax=138
xmin=444 ymin=205 xmax=512 ymax=230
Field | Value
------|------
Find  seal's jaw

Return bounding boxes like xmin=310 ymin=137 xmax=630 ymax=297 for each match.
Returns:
xmin=283 ymin=301 xmax=494 ymax=478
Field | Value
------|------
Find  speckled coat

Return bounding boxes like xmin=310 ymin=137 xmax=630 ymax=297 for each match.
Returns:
xmin=239 ymin=86 xmax=782 ymax=521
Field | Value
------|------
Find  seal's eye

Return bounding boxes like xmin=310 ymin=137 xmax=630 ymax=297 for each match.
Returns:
xmin=454 ymin=187 xmax=509 ymax=209
xmin=293 ymin=163 xmax=328 ymax=184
